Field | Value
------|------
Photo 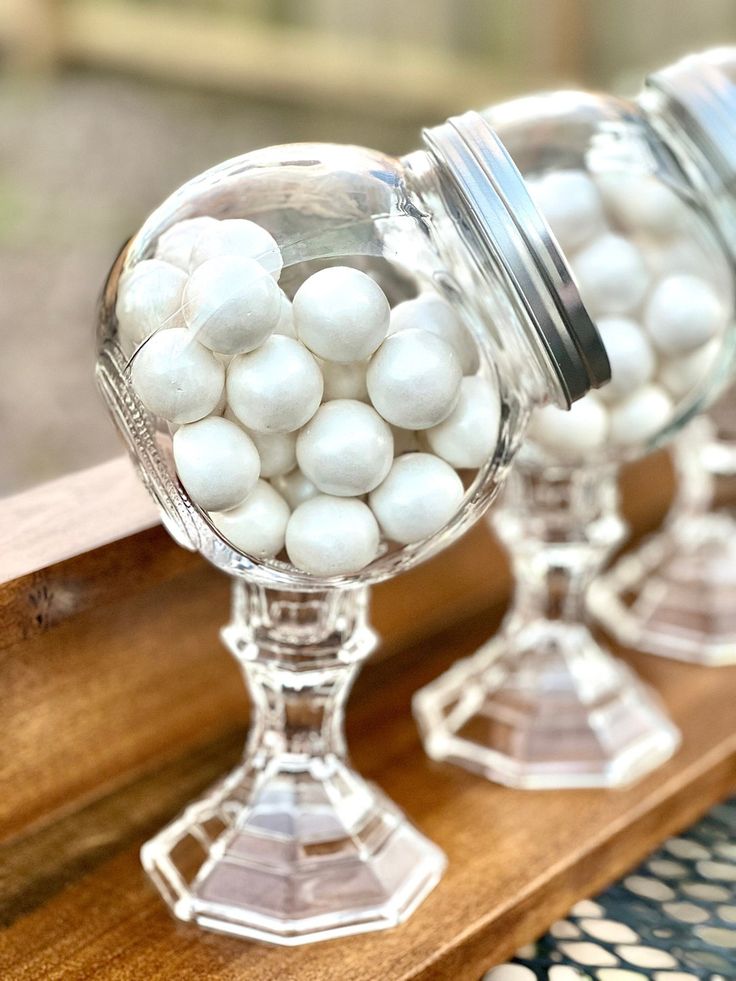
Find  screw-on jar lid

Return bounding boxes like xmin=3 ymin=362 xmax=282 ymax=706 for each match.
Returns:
xmin=647 ymin=50 xmax=736 ymax=197
xmin=422 ymin=111 xmax=610 ymax=407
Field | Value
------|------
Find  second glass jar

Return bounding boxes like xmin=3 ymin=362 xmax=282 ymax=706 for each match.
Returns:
xmin=414 ymin=89 xmax=735 ymax=790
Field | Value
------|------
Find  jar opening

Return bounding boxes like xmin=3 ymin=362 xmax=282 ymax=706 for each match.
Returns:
xmin=422 ymin=111 xmax=610 ymax=407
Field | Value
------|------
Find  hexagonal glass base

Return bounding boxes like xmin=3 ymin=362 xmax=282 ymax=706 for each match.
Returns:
xmin=141 ymin=761 xmax=446 ymax=945
xmin=591 ymin=513 xmax=736 ymax=667
xmin=413 ymin=623 xmax=680 ymax=790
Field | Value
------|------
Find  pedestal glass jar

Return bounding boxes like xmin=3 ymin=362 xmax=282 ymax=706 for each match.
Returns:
xmin=96 ymin=117 xmax=608 ymax=944
xmin=591 ymin=49 xmax=736 ymax=666
xmin=414 ymin=92 xmax=735 ymax=789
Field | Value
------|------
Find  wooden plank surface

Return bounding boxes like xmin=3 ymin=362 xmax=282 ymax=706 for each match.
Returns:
xmin=2 ymin=608 xmax=735 ymax=980
xmin=0 ymin=453 xmax=673 ymax=842
xmin=0 ymin=457 xmax=157 ymax=585
xmin=0 ymin=450 xmax=691 ymax=978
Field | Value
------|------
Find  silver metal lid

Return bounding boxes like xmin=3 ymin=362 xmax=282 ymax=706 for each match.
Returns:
xmin=422 ymin=111 xmax=610 ymax=407
xmin=647 ymin=51 xmax=736 ymax=195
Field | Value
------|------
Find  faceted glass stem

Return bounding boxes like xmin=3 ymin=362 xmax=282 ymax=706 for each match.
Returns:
xmin=414 ymin=463 xmax=680 ymax=790
xmin=591 ymin=413 xmax=736 ymax=665
xmin=141 ymin=580 xmax=445 ymax=945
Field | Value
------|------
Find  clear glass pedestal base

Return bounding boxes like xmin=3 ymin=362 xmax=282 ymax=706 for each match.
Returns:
xmin=141 ymin=581 xmax=445 ymax=945
xmin=414 ymin=622 xmax=680 ymax=790
xmin=591 ymin=513 xmax=736 ymax=667
xmin=141 ymin=760 xmax=445 ymax=945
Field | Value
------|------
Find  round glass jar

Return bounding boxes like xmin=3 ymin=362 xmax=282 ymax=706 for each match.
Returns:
xmin=593 ymin=48 xmax=736 ymax=666
xmin=414 ymin=91 xmax=735 ymax=791
xmin=95 ymin=114 xmax=608 ymax=945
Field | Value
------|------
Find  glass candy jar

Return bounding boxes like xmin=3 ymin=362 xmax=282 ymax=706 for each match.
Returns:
xmin=414 ymin=91 xmax=735 ymax=790
xmin=95 ymin=116 xmax=608 ymax=945
xmin=591 ymin=48 xmax=736 ymax=666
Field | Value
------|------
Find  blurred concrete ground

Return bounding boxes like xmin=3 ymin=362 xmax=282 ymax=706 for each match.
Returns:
xmin=0 ymin=69 xmax=415 ymax=496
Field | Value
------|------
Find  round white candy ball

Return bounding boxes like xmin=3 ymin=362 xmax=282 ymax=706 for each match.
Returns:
xmin=389 ymin=293 xmax=480 ymax=375
xmin=572 ymin=233 xmax=650 ymax=316
xmin=319 ymin=359 xmax=369 ymax=402
xmin=183 ymin=256 xmax=281 ymax=355
xmin=190 ymin=218 xmax=283 ymax=278
xmin=173 ymin=417 xmax=260 ymax=512
xmin=297 ymin=399 xmax=394 ymax=496
xmin=644 ymin=274 xmax=727 ymax=356
xmin=609 ymin=384 xmax=674 ymax=447
xmin=210 ymin=480 xmax=290 ymax=559
xmin=595 ymin=318 xmax=656 ymax=403
xmin=425 ymin=375 xmax=500 ymax=468
xmin=227 ymin=335 xmax=323 ymax=434
xmin=273 ymin=292 xmax=296 ymax=338
xmin=294 ymin=266 xmax=390 ymax=363
xmin=131 ymin=327 xmax=224 ymax=424
xmin=529 ymin=397 xmax=609 ymax=461
xmin=369 ymin=453 xmax=464 ymax=545
xmin=286 ymin=496 xmax=379 ymax=576
xmin=271 ymin=469 xmax=319 ymax=510
xmin=659 ymin=339 xmax=720 ymax=398
xmin=528 ymin=170 xmax=604 ymax=254
xmin=596 ymin=172 xmax=689 ymax=238
xmin=367 ymin=328 xmax=462 ymax=430
xmin=116 ymin=259 xmax=187 ymax=351
xmin=246 ymin=429 xmax=296 ymax=478
xmin=155 ymin=216 xmax=218 ymax=270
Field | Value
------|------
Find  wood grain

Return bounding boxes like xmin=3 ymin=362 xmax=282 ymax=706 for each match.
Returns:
xmin=0 ymin=457 xmax=157 ymax=585
xmin=1 ymin=609 xmax=734 ymax=981
xmin=0 ymin=453 xmax=673 ymax=842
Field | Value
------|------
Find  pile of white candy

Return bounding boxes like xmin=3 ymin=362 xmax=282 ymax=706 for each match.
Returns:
xmin=526 ymin=169 xmax=730 ymax=462
xmin=117 ymin=217 xmax=500 ymax=576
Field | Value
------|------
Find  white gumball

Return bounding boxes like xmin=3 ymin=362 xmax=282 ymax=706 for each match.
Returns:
xmin=227 ymin=335 xmax=323 ymax=434
xmin=190 ymin=218 xmax=283 ymax=278
xmin=572 ymin=233 xmax=650 ymax=316
xmin=131 ymin=327 xmax=224 ymax=424
xmin=389 ymin=293 xmax=480 ymax=375
xmin=273 ymin=292 xmax=297 ymax=338
xmin=155 ymin=216 xmax=218 ymax=270
xmin=529 ymin=397 xmax=609 ymax=461
xmin=173 ymin=417 xmax=260 ymax=511
xmin=528 ymin=170 xmax=605 ymax=254
xmin=425 ymin=375 xmax=501 ymax=468
xmin=247 ymin=430 xmax=297 ymax=479
xmin=286 ymin=496 xmax=380 ymax=576
xmin=271 ymin=469 xmax=319 ymax=510
xmin=296 ymin=399 xmax=393 ymax=496
xmin=367 ymin=329 xmax=462 ymax=430
xmin=609 ymin=384 xmax=674 ymax=447
xmin=595 ymin=318 xmax=656 ymax=403
xmin=183 ymin=256 xmax=281 ymax=355
xmin=644 ymin=274 xmax=727 ymax=356
xmin=319 ymin=359 xmax=369 ymax=402
xmin=659 ymin=339 xmax=720 ymax=398
xmin=596 ymin=172 xmax=689 ymax=238
xmin=211 ymin=480 xmax=290 ymax=559
xmin=294 ymin=266 xmax=390 ymax=362
xmin=369 ymin=452 xmax=464 ymax=545
xmin=116 ymin=259 xmax=187 ymax=351
xmin=224 ymin=404 xmax=296 ymax=476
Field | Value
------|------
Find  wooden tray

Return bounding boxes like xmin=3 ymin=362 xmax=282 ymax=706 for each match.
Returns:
xmin=2 ymin=453 xmax=735 ymax=980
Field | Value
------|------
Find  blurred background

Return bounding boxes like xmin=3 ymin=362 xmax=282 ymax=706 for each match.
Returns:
xmin=2 ymin=0 xmax=736 ymax=496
